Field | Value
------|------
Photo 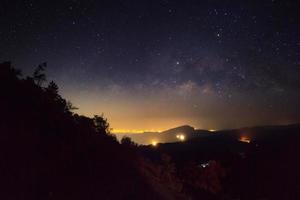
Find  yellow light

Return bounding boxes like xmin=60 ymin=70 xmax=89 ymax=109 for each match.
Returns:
xmin=176 ymin=134 xmax=185 ymax=141
xmin=179 ymin=135 xmax=185 ymax=140
xmin=151 ymin=141 xmax=158 ymax=146
xmin=209 ymin=129 xmax=216 ymax=132
xmin=112 ymin=129 xmax=162 ymax=134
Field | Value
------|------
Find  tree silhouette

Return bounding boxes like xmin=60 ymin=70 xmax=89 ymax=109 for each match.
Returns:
xmin=67 ymin=100 xmax=78 ymax=111
xmin=93 ymin=114 xmax=110 ymax=134
xmin=0 ymin=62 xmax=164 ymax=200
xmin=33 ymin=62 xmax=47 ymax=86
xmin=0 ymin=61 xmax=22 ymax=81
xmin=47 ymin=80 xmax=59 ymax=94
xmin=121 ymin=136 xmax=137 ymax=147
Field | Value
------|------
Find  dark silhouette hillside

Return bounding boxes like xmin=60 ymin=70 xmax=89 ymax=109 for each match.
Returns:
xmin=0 ymin=62 xmax=168 ymax=200
xmin=140 ymin=125 xmax=300 ymax=199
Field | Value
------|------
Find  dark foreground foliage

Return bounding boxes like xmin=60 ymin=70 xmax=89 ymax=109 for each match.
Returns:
xmin=0 ymin=62 xmax=164 ymax=200
xmin=141 ymin=125 xmax=300 ymax=199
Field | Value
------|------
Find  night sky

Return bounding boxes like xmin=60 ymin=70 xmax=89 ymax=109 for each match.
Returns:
xmin=1 ymin=0 xmax=300 ymax=132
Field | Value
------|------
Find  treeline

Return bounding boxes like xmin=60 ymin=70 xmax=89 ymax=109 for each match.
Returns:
xmin=0 ymin=62 xmax=164 ymax=199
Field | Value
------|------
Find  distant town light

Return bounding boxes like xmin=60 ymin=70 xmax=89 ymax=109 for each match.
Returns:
xmin=179 ymin=135 xmax=185 ymax=140
xmin=176 ymin=134 xmax=185 ymax=141
xmin=209 ymin=129 xmax=216 ymax=132
xmin=151 ymin=141 xmax=158 ymax=146
xmin=200 ymin=162 xmax=210 ymax=168
xmin=239 ymin=136 xmax=251 ymax=143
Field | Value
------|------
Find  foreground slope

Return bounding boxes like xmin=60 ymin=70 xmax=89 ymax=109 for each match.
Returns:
xmin=141 ymin=124 xmax=300 ymax=199
xmin=0 ymin=62 xmax=171 ymax=200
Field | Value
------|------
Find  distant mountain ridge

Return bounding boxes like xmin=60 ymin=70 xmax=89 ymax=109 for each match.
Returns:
xmin=115 ymin=125 xmax=212 ymax=145
xmin=116 ymin=124 xmax=300 ymax=145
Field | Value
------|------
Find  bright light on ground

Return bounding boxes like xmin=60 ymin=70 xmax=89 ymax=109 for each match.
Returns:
xmin=176 ymin=134 xmax=185 ymax=141
xmin=239 ymin=136 xmax=251 ymax=143
xmin=151 ymin=141 xmax=158 ymax=146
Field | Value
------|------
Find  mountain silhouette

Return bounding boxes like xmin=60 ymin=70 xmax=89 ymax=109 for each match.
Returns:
xmin=116 ymin=125 xmax=213 ymax=145
xmin=116 ymin=125 xmax=193 ymax=144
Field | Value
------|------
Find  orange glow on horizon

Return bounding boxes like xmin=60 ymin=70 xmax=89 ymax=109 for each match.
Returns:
xmin=112 ymin=129 xmax=162 ymax=134
xmin=239 ymin=136 xmax=251 ymax=143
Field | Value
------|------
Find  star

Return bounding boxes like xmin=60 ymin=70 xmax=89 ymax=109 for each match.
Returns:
xmin=1 ymin=0 xmax=300 ymax=131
